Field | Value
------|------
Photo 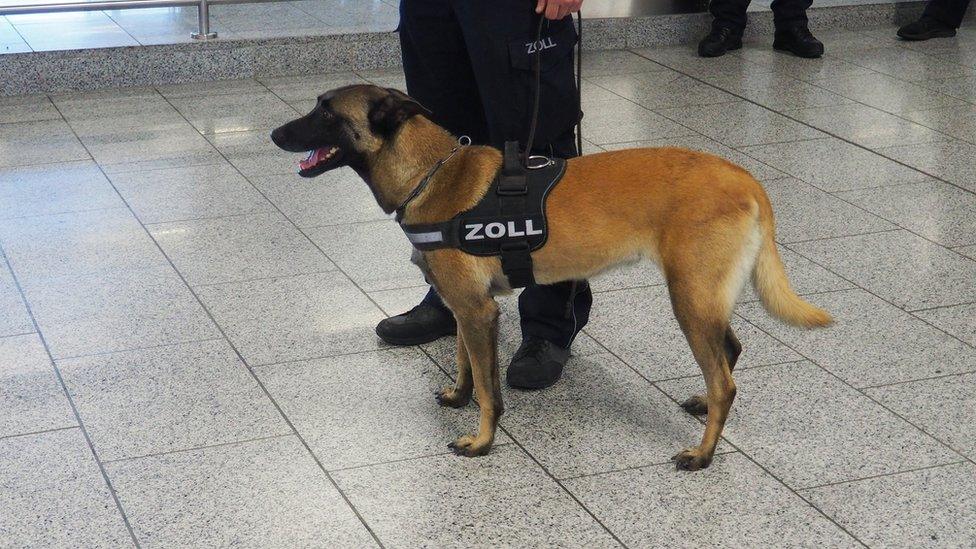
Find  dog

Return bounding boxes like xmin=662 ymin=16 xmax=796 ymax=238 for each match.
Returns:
xmin=271 ymin=85 xmax=832 ymax=471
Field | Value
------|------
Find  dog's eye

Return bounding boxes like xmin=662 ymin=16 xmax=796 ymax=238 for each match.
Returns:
xmin=321 ymin=110 xmax=334 ymax=120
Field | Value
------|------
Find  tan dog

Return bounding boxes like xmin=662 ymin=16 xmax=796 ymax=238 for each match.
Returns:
xmin=271 ymin=85 xmax=832 ymax=470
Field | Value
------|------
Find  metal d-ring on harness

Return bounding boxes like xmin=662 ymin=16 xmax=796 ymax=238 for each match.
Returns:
xmin=394 ymin=135 xmax=472 ymax=223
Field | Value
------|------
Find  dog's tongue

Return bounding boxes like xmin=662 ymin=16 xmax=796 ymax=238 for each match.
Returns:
xmin=300 ymin=148 xmax=325 ymax=171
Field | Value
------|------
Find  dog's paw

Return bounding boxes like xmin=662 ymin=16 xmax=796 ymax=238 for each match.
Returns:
xmin=680 ymin=395 xmax=708 ymax=415
xmin=672 ymin=447 xmax=713 ymax=471
xmin=448 ymin=435 xmax=491 ymax=457
xmin=434 ymin=387 xmax=470 ymax=408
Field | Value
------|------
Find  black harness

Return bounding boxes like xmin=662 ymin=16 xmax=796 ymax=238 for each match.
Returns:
xmin=397 ymin=141 xmax=565 ymax=288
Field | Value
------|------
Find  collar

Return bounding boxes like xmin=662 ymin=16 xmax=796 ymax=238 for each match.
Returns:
xmin=394 ymin=135 xmax=471 ymax=222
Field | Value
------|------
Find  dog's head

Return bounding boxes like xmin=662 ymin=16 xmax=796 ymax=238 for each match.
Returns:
xmin=270 ymin=84 xmax=432 ymax=178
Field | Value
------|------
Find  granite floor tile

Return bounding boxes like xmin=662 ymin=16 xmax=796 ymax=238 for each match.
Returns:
xmin=0 ymin=119 xmax=89 ymax=168
xmin=332 ymin=445 xmax=619 ymax=548
xmin=790 ymin=230 xmax=976 ymax=311
xmin=169 ymin=92 xmax=298 ymax=135
xmin=249 ymin=169 xmax=388 ymax=227
xmin=204 ymin=129 xmax=296 ymax=177
xmin=741 ymin=137 xmax=931 ymax=192
xmin=738 ymin=289 xmax=976 ymax=388
xmin=600 ymin=134 xmax=785 ymax=181
xmin=306 ymin=220 xmax=425 ymax=292
xmin=630 ymin=45 xmax=774 ymax=79
xmin=108 ymin=162 xmax=273 ymax=224
xmin=0 ymin=94 xmax=60 ymax=124
xmin=656 ymin=101 xmax=825 ymax=147
xmin=22 ymin=270 xmax=220 ymax=359
xmin=914 ymin=302 xmax=976 ymax=348
xmin=814 ymin=71 xmax=968 ymax=113
xmin=194 ymin=271 xmax=386 ymax=366
xmin=836 ymin=180 xmax=976 ymax=247
xmin=802 ymin=463 xmax=976 ymax=547
xmin=920 ymin=75 xmax=976 ymax=103
xmin=14 ymin=17 xmax=139 ymax=52
xmin=258 ymin=71 xmax=366 ymax=103
xmin=148 ymin=212 xmax=336 ymax=286
xmin=501 ymin=352 xmax=728 ymax=479
xmin=879 ymin=139 xmax=976 ymax=193
xmin=762 ymin=177 xmax=895 ymax=243
xmin=0 ymin=429 xmax=132 ymax=548
xmin=835 ymin=47 xmax=976 ymax=82
xmin=587 ymin=71 xmax=739 ymax=110
xmin=0 ymin=161 xmax=122 ymax=220
xmin=356 ymin=66 xmax=407 ymax=90
xmin=65 ymin=108 xmax=189 ymax=139
xmin=0 ymin=257 xmax=32 ymax=337
xmin=82 ymin=124 xmax=223 ymax=174
xmin=50 ymin=86 xmax=169 ymax=121
xmin=256 ymin=348 xmax=512 ymax=470
xmin=58 ymin=340 xmax=289 ymax=461
xmin=709 ymin=72 xmax=855 ymax=110
xmin=730 ymin=46 xmax=876 ymax=82
xmin=155 ymin=78 xmax=266 ymax=99
xmin=0 ymin=334 xmax=75 ymax=439
xmin=866 ymin=373 xmax=976 ymax=459
xmin=736 ymin=245 xmax=855 ymax=302
xmin=580 ymin=99 xmax=695 ymax=144
xmin=588 ymin=260 xmax=665 ymax=293
xmin=657 ymin=361 xmax=958 ymax=488
xmin=901 ymin=105 xmax=976 ymax=144
xmin=585 ymin=286 xmax=801 ymax=380
xmin=956 ymin=244 xmax=976 ymax=260
xmin=0 ymin=208 xmax=171 ymax=286
xmin=564 ymin=453 xmax=858 ymax=548
xmin=784 ymin=103 xmax=950 ymax=148
xmin=581 ymin=49 xmax=669 ymax=76
xmin=107 ymin=436 xmax=376 ymax=548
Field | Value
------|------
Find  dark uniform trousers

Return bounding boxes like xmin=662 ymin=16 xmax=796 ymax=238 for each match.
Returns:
xmin=709 ymin=0 xmax=813 ymax=33
xmin=398 ymin=0 xmax=592 ymax=349
xmin=922 ymin=0 xmax=971 ymax=28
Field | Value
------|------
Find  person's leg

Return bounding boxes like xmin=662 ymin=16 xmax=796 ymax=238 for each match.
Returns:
xmin=699 ymin=0 xmax=750 ymax=57
xmin=899 ymin=0 xmax=969 ymax=40
xmin=770 ymin=0 xmax=812 ymax=30
xmin=771 ymin=0 xmax=824 ymax=57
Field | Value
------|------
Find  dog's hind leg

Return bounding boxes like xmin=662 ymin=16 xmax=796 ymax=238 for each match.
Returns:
xmin=680 ymin=326 xmax=741 ymax=416
xmin=436 ymin=331 xmax=473 ymax=408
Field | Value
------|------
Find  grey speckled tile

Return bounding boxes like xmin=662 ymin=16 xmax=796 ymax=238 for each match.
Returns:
xmin=741 ymin=137 xmax=931 ymax=192
xmin=657 ymin=361 xmax=958 ymax=489
xmin=879 ymin=139 xmax=976 ymax=193
xmin=108 ymin=162 xmax=273 ymax=224
xmin=0 ymin=161 xmax=122 ymax=221
xmin=0 ymin=119 xmax=89 ymax=168
xmin=834 ymin=47 xmax=976 ymax=82
xmin=956 ymin=244 xmax=976 ymax=260
xmin=836 ymin=180 xmax=976 ymax=248
xmin=0 ymin=334 xmax=75 ymax=439
xmin=900 ymin=105 xmax=976 ymax=144
xmin=22 ymin=270 xmax=220 ymax=359
xmin=738 ymin=289 xmax=976 ymax=388
xmin=763 ymin=177 xmax=895 ymax=243
xmin=333 ymin=445 xmax=619 ymax=549
xmin=82 ymin=123 xmax=223 ymax=174
xmin=790 ymin=230 xmax=976 ymax=311
xmin=306 ymin=220 xmax=425 ymax=292
xmin=107 ymin=436 xmax=376 ymax=548
xmin=588 ymin=260 xmax=665 ymax=293
xmin=631 ymin=44 xmax=774 ymax=79
xmin=587 ymin=71 xmax=738 ymax=110
xmin=737 ymin=244 xmax=854 ymax=302
xmin=914 ymin=302 xmax=976 ymax=348
xmin=501 ymin=352 xmax=729 ymax=479
xmin=249 ymin=169 xmax=388 ymax=227
xmin=194 ymin=271 xmax=386 ymax=366
xmin=581 ymin=99 xmax=695 ymax=145
xmin=784 ymin=103 xmax=950 ymax=149
xmin=866 ymin=373 xmax=976 ymax=459
xmin=169 ymin=91 xmax=298 ymax=135
xmin=148 ymin=212 xmax=336 ymax=286
xmin=600 ymin=134 xmax=785 ymax=181
xmin=656 ymin=101 xmax=825 ymax=147
xmin=155 ymin=78 xmax=266 ymax=99
xmin=581 ymin=49 xmax=669 ymax=76
xmin=564 ymin=453 xmax=858 ymax=548
xmin=710 ymin=72 xmax=855 ymax=110
xmin=0 ymin=258 xmax=32 ymax=338
xmin=0 ymin=429 xmax=131 ymax=548
xmin=204 ymin=129 xmax=296 ymax=177
xmin=258 ymin=71 xmax=366 ymax=103
xmin=256 ymin=348 xmax=512 ymax=470
xmin=802 ymin=463 xmax=976 ymax=548
xmin=58 ymin=340 xmax=289 ymax=461
xmin=814 ymin=71 xmax=967 ymax=113
xmin=584 ymin=286 xmax=801 ymax=380
xmin=730 ymin=46 xmax=875 ymax=82
xmin=0 ymin=94 xmax=60 ymax=124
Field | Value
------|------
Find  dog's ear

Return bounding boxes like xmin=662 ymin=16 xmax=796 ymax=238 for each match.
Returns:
xmin=368 ymin=89 xmax=432 ymax=137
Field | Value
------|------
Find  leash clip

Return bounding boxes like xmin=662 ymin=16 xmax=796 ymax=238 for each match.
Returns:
xmin=526 ymin=155 xmax=553 ymax=170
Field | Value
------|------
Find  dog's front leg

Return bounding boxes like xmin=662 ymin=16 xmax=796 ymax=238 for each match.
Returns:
xmin=447 ymin=299 xmax=502 ymax=457
xmin=436 ymin=330 xmax=473 ymax=408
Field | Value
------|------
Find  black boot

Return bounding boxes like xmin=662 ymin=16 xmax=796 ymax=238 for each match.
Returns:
xmin=773 ymin=25 xmax=825 ymax=58
xmin=897 ymin=17 xmax=956 ymax=41
xmin=698 ymin=25 xmax=743 ymax=58
xmin=375 ymin=302 xmax=456 ymax=346
xmin=506 ymin=337 xmax=571 ymax=390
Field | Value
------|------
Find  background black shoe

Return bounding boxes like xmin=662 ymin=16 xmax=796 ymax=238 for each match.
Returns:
xmin=773 ymin=25 xmax=825 ymax=58
xmin=897 ymin=18 xmax=956 ymax=40
xmin=698 ymin=26 xmax=743 ymax=57
xmin=375 ymin=302 xmax=456 ymax=346
xmin=506 ymin=337 xmax=571 ymax=390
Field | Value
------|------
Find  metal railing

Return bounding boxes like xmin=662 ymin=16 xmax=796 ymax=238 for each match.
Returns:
xmin=0 ymin=0 xmax=278 ymax=40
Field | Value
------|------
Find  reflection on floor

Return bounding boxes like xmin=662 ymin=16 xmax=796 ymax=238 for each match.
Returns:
xmin=1 ymin=24 xmax=976 ymax=548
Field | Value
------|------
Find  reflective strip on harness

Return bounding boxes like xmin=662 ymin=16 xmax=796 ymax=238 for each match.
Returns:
xmin=404 ymin=229 xmax=445 ymax=246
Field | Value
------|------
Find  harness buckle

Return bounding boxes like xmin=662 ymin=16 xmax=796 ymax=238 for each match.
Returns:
xmin=497 ymin=175 xmax=528 ymax=196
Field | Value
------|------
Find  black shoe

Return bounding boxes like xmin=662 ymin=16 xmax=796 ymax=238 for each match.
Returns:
xmin=375 ymin=302 xmax=456 ymax=346
xmin=698 ymin=25 xmax=743 ymax=58
xmin=506 ymin=337 xmax=571 ymax=390
xmin=897 ymin=17 xmax=956 ymax=41
xmin=773 ymin=25 xmax=825 ymax=58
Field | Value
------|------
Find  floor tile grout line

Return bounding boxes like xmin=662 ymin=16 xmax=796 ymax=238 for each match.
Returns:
xmin=625 ymin=357 xmax=809 ymax=385
xmin=51 ymin=337 xmax=226 ymax=363
xmin=857 ymin=369 xmax=976 ymax=390
xmin=0 ymin=242 xmax=142 ymax=549
xmin=0 ymin=424 xmax=79 ymax=442
xmin=185 ymin=268 xmax=345 ymax=290
xmin=325 ymin=442 xmax=517 ymax=475
xmin=100 ymin=433 xmax=295 ymax=465
xmin=99 ymin=9 xmax=143 ymax=48
xmin=908 ymin=299 xmax=976 ymax=313
xmin=247 ymin=345 xmax=396 ymax=369
xmin=778 ymin=227 xmax=903 ymax=246
xmin=556 ymin=448 xmax=742 ymax=483
xmin=796 ymin=460 xmax=973 ymax=492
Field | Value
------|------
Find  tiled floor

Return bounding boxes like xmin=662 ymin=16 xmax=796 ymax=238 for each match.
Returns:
xmin=2 ymin=24 xmax=976 ymax=548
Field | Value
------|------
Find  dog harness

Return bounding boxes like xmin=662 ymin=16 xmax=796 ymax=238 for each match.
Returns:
xmin=397 ymin=141 xmax=566 ymax=288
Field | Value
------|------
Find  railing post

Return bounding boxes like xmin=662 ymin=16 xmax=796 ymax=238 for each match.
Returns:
xmin=190 ymin=0 xmax=217 ymax=40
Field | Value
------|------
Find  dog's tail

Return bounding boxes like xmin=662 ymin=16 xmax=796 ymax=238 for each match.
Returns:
xmin=751 ymin=190 xmax=833 ymax=329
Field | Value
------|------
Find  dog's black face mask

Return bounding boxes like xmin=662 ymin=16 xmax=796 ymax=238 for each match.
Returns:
xmin=270 ymin=85 xmax=431 ymax=179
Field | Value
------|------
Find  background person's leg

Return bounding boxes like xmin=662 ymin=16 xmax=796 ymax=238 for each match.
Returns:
xmin=771 ymin=0 xmax=823 ymax=57
xmin=699 ymin=0 xmax=750 ymax=57
xmin=922 ymin=0 xmax=971 ymax=29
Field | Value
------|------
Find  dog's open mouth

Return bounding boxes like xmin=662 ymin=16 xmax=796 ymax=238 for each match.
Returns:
xmin=298 ymin=146 xmax=343 ymax=177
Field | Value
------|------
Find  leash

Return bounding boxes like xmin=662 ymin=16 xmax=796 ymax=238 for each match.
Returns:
xmin=395 ymin=135 xmax=472 ymax=222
